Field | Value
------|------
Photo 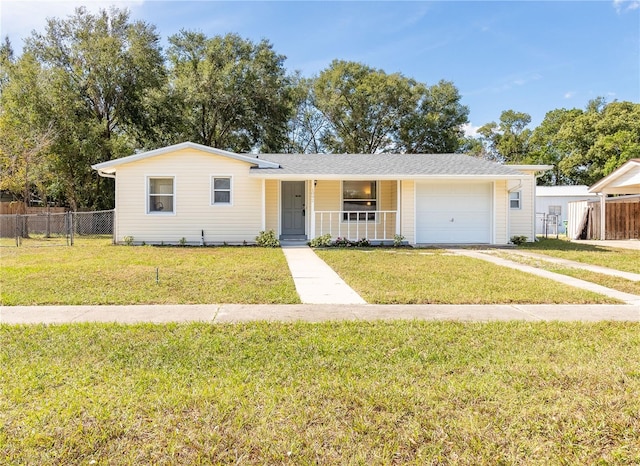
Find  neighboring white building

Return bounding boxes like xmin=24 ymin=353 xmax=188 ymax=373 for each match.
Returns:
xmin=535 ymin=185 xmax=599 ymax=235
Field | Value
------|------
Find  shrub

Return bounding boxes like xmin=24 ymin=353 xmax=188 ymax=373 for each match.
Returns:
xmin=255 ymin=230 xmax=280 ymax=248
xmin=123 ymin=236 xmax=134 ymax=246
xmin=393 ymin=234 xmax=405 ymax=247
xmin=333 ymin=237 xmax=352 ymax=248
xmin=355 ymin=237 xmax=370 ymax=247
xmin=332 ymin=237 xmax=370 ymax=248
xmin=510 ymin=235 xmax=528 ymax=246
xmin=309 ymin=233 xmax=332 ymax=248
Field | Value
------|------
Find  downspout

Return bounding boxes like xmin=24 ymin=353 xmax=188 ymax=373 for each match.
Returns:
xmin=310 ymin=180 xmax=316 ymax=240
xmin=261 ymin=179 xmax=266 ymax=232
xmin=96 ymin=170 xmax=116 ymax=244
xmin=396 ymin=180 xmax=401 ymax=239
xmin=97 ymin=170 xmax=116 ymax=179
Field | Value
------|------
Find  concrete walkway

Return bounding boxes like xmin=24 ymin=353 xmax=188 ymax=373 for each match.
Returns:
xmin=280 ymin=243 xmax=366 ymax=304
xmin=2 ymin=303 xmax=639 ymax=324
xmin=501 ymin=250 xmax=640 ymax=282
xmin=452 ymin=249 xmax=640 ymax=306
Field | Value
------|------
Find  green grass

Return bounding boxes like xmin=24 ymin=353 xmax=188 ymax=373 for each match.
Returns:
xmin=0 ymin=240 xmax=299 ymax=305
xmin=521 ymin=238 xmax=640 ymax=274
xmin=315 ymin=249 xmax=618 ymax=304
xmin=2 ymin=321 xmax=640 ymax=464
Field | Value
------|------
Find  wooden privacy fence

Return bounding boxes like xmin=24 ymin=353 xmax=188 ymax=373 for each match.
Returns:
xmin=574 ymin=196 xmax=640 ymax=240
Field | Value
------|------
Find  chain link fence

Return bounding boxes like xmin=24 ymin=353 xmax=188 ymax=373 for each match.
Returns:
xmin=0 ymin=210 xmax=114 ymax=246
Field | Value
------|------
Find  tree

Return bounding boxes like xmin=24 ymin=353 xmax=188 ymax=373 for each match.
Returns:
xmin=284 ymin=73 xmax=328 ymax=153
xmin=313 ymin=61 xmax=468 ymax=154
xmin=314 ymin=60 xmax=416 ymax=153
xmin=478 ymin=110 xmax=532 ymax=162
xmin=533 ymin=99 xmax=640 ymax=186
xmin=397 ymin=80 xmax=469 ymax=154
xmin=527 ymin=108 xmax=583 ymax=185
xmin=0 ymin=49 xmax=57 ymax=208
xmin=23 ymin=6 xmax=165 ymax=209
xmin=166 ymin=31 xmax=293 ymax=152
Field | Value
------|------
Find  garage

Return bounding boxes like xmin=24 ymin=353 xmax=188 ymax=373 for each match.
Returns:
xmin=416 ymin=181 xmax=492 ymax=243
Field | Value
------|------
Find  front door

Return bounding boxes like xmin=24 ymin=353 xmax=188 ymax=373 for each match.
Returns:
xmin=281 ymin=181 xmax=306 ymax=238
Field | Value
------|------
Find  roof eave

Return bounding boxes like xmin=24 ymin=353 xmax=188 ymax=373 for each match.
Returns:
xmin=248 ymin=172 xmax=527 ymax=180
xmin=508 ymin=164 xmax=554 ymax=172
xmin=589 ymin=160 xmax=640 ymax=193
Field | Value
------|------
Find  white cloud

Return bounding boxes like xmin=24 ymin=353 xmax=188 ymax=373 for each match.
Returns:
xmin=564 ymin=91 xmax=576 ymax=99
xmin=613 ymin=0 xmax=640 ymax=13
xmin=1 ymin=1 xmax=145 ymax=51
xmin=463 ymin=123 xmax=481 ymax=138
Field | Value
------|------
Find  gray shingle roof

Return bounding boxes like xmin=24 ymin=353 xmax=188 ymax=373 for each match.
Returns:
xmin=251 ymin=153 xmax=525 ymax=178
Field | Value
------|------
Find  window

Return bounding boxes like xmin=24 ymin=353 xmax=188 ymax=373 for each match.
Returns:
xmin=548 ymin=205 xmax=561 ymax=216
xmin=509 ymin=191 xmax=521 ymax=209
xmin=212 ymin=177 xmax=232 ymax=205
xmin=148 ymin=177 xmax=174 ymax=213
xmin=343 ymin=180 xmax=377 ymax=221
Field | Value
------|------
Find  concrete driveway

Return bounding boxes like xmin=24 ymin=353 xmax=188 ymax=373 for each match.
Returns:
xmin=572 ymin=240 xmax=640 ymax=250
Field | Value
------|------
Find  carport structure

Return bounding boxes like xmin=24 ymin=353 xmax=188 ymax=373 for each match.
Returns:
xmin=589 ymin=159 xmax=640 ymax=240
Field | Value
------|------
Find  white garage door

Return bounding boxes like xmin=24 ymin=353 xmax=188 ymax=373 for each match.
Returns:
xmin=416 ymin=182 xmax=492 ymax=243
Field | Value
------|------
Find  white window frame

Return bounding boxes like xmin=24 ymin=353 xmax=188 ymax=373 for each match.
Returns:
xmin=147 ymin=176 xmax=176 ymax=215
xmin=509 ymin=190 xmax=521 ymax=210
xmin=341 ymin=180 xmax=378 ymax=222
xmin=211 ymin=175 xmax=233 ymax=206
xmin=548 ymin=205 xmax=561 ymax=216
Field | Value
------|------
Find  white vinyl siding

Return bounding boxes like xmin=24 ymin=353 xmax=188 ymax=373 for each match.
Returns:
xmin=494 ymin=180 xmax=508 ymax=244
xmin=115 ymin=148 xmax=263 ymax=244
xmin=264 ymin=179 xmax=279 ymax=233
xmin=401 ymin=180 xmax=415 ymax=244
xmin=508 ymin=178 xmax=535 ymax=241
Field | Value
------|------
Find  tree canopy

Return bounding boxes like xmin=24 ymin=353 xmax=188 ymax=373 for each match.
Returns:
xmin=1 ymin=6 xmax=637 ymax=210
xmin=165 ymin=31 xmax=293 ymax=152
xmin=477 ymin=101 xmax=640 ymax=186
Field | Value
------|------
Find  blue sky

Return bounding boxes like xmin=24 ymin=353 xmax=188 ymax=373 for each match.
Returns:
xmin=2 ymin=1 xmax=639 ymax=134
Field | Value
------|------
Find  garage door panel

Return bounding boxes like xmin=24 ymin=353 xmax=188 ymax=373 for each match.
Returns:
xmin=416 ymin=182 xmax=492 ymax=243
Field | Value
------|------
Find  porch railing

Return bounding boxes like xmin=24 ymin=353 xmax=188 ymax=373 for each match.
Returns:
xmin=314 ymin=210 xmax=397 ymax=242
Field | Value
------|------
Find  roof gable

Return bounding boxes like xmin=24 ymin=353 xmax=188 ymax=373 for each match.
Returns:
xmin=92 ymin=141 xmax=279 ymax=175
xmin=589 ymin=159 xmax=640 ymax=194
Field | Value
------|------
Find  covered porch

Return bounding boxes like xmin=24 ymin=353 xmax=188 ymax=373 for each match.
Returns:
xmin=262 ymin=178 xmax=401 ymax=243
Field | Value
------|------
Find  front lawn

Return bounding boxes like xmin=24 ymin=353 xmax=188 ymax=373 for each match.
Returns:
xmin=2 ymin=321 xmax=639 ymax=464
xmin=521 ymin=238 xmax=640 ymax=274
xmin=0 ymin=241 xmax=299 ymax=305
xmin=316 ymin=249 xmax=618 ymax=304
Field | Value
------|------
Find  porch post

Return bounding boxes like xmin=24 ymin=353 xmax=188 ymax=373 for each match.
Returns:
xmin=599 ymin=193 xmax=606 ymax=240
xmin=396 ymin=180 xmax=401 ymax=236
xmin=310 ymin=180 xmax=316 ymax=239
